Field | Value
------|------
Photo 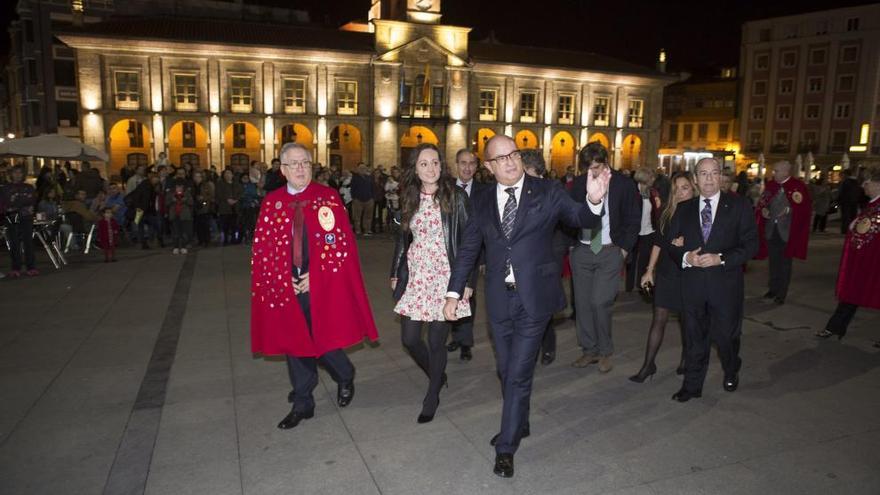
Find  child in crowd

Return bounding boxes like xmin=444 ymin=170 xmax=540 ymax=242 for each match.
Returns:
xmin=166 ymin=180 xmax=193 ymax=254
xmin=97 ymin=207 xmax=120 ymax=262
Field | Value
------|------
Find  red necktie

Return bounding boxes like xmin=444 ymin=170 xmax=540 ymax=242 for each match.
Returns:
xmin=292 ymin=201 xmax=306 ymax=269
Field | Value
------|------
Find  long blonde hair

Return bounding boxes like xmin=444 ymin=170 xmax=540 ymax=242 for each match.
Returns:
xmin=659 ymin=171 xmax=696 ymax=234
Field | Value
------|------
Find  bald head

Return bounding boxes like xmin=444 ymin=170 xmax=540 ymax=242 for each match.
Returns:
xmin=484 ymin=135 xmax=524 ymax=186
xmin=773 ymin=160 xmax=792 ymax=182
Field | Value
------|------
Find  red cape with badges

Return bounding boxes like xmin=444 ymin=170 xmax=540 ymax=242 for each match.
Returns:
xmin=250 ymin=182 xmax=378 ymax=357
xmin=755 ymin=178 xmax=811 ymax=260
xmin=836 ymin=197 xmax=880 ymax=309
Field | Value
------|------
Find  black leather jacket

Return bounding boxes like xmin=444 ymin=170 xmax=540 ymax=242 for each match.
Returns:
xmin=391 ymin=187 xmax=475 ymax=293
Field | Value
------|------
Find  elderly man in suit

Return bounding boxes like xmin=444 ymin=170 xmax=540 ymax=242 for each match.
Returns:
xmin=666 ymin=157 xmax=758 ymax=402
xmin=443 ymin=135 xmax=611 ymax=478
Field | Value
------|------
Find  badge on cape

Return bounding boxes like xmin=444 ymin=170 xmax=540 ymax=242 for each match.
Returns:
xmin=855 ymin=217 xmax=872 ymax=234
xmin=791 ymin=191 xmax=803 ymax=204
xmin=318 ymin=206 xmax=335 ymax=231
xmin=761 ymin=207 xmax=770 ymax=219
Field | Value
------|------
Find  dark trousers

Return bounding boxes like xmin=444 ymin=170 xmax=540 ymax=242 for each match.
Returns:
xmin=841 ymin=205 xmax=858 ymax=234
xmin=138 ymin=213 xmax=162 ymax=246
xmin=492 ymin=290 xmax=550 ymax=455
xmin=219 ymin=213 xmax=238 ymax=244
xmin=194 ymin=213 xmax=211 ymax=246
xmin=401 ymin=317 xmax=449 ymax=411
xmin=825 ymin=302 xmax=859 ymax=336
xmin=571 ymin=244 xmax=622 ymax=356
xmin=542 ymin=319 xmax=556 ymax=355
xmin=768 ymin=227 xmax=792 ymax=299
xmin=681 ymin=279 xmax=743 ymax=393
xmin=812 ymin=214 xmax=827 ymax=233
xmin=170 ymin=218 xmax=191 ymax=249
xmin=450 ymin=293 xmax=476 ymax=347
xmin=285 ymin=292 xmax=355 ymax=413
xmin=5 ymin=217 xmax=35 ymax=271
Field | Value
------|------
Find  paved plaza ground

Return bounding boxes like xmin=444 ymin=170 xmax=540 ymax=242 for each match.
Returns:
xmin=0 ymin=227 xmax=878 ymax=495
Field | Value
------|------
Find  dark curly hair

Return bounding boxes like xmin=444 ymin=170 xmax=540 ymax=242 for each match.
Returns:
xmin=399 ymin=143 xmax=456 ymax=231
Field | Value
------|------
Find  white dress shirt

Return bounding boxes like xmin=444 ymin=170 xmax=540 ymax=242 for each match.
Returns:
xmin=497 ymin=174 xmax=525 ymax=283
xmin=287 ymin=183 xmax=306 ymax=195
xmin=581 ymin=194 xmax=610 ymax=245
xmin=682 ymin=191 xmax=721 ymax=268
xmin=639 ymin=197 xmax=654 ymax=236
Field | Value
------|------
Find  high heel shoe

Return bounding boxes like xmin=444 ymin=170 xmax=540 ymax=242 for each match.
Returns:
xmin=628 ymin=363 xmax=657 ymax=383
xmin=417 ymin=398 xmax=439 ymax=424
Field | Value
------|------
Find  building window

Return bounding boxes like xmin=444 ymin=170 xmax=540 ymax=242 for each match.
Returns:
xmin=751 ymin=106 xmax=765 ymax=121
xmin=519 ymin=91 xmax=537 ymax=123
xmin=748 ymin=131 xmax=763 ymax=147
xmin=755 ymin=54 xmax=769 ymax=70
xmin=54 ymin=59 xmax=75 ymax=86
xmin=802 ymin=131 xmax=818 ymax=146
xmin=479 ymin=89 xmax=498 ymax=121
xmin=781 ymin=51 xmax=797 ymax=68
xmin=593 ymin=96 xmax=610 ymax=126
xmin=127 ymin=120 xmax=144 ymax=147
xmin=831 ymin=130 xmax=848 ymax=151
xmin=753 ymin=80 xmax=767 ymax=96
xmin=846 ymin=17 xmax=859 ymax=32
xmin=683 ymin=123 xmax=693 ymax=141
xmin=774 ymin=130 xmax=790 ymax=146
xmin=127 ymin=153 xmax=148 ymax=168
xmin=807 ymin=76 xmax=824 ymax=93
xmin=115 ymin=71 xmax=140 ymax=110
xmin=815 ymin=20 xmax=829 ymax=35
xmin=27 ymin=59 xmax=38 ymax=84
xmin=232 ymin=122 xmax=247 ymax=148
xmin=56 ymin=101 xmax=78 ymax=128
xmin=335 ymin=80 xmax=357 ymax=115
xmin=668 ymin=123 xmax=678 ymax=142
xmin=834 ymin=103 xmax=851 ymax=119
xmin=778 ymin=79 xmax=794 ymax=95
xmin=697 ymin=123 xmax=708 ymax=140
xmin=230 ymin=76 xmax=254 ymax=113
xmin=810 ymin=48 xmax=826 ymax=65
xmin=431 ymin=87 xmax=444 ymax=113
xmin=230 ymin=153 xmax=250 ymax=169
xmin=718 ymin=123 xmax=729 ymax=140
xmin=180 ymin=153 xmax=199 ymax=167
xmin=837 ymin=74 xmax=855 ymax=92
xmin=29 ymin=101 xmax=41 ymax=126
xmin=628 ymin=99 xmax=644 ymax=128
xmin=174 ymin=74 xmax=198 ymax=111
xmin=283 ymin=77 xmax=306 ymax=114
xmin=805 ymin=104 xmax=821 ymax=120
xmin=840 ymin=45 xmax=859 ymax=63
xmin=181 ymin=121 xmax=196 ymax=148
xmin=558 ymin=94 xmax=575 ymax=124
xmin=776 ymin=105 xmax=792 ymax=120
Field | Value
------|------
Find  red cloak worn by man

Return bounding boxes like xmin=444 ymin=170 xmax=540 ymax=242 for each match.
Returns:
xmin=251 ymin=182 xmax=378 ymax=357
xmin=836 ymin=197 xmax=880 ymax=309
xmin=755 ymin=177 xmax=811 ymax=260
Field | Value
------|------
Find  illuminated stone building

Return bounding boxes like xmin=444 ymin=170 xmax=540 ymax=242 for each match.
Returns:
xmin=57 ymin=0 xmax=674 ymax=176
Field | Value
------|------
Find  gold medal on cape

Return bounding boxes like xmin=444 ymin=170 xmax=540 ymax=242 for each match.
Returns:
xmin=855 ymin=217 xmax=872 ymax=234
xmin=318 ymin=206 xmax=335 ymax=232
xmin=791 ymin=191 xmax=803 ymax=204
xmin=761 ymin=207 xmax=770 ymax=219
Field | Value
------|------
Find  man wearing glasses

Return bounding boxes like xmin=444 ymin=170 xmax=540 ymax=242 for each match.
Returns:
xmin=251 ymin=143 xmax=378 ymax=430
xmin=443 ymin=135 xmax=611 ymax=478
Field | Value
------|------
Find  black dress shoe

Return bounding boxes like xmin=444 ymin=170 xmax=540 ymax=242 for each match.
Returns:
xmin=490 ymin=425 xmax=530 ymax=446
xmin=337 ymin=382 xmax=354 ymax=407
xmin=460 ymin=346 xmax=472 ymax=361
xmin=446 ymin=341 xmax=461 ymax=352
xmin=541 ymin=350 xmax=556 ymax=366
xmin=762 ymin=291 xmax=776 ymax=300
xmin=671 ymin=388 xmax=702 ymax=402
xmin=493 ymin=454 xmax=514 ymax=478
xmin=773 ymin=296 xmax=785 ymax=305
xmin=277 ymin=409 xmax=314 ymax=429
xmin=723 ymin=374 xmax=739 ymax=392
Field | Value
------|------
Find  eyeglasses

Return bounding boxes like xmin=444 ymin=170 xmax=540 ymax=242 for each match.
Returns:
xmin=486 ymin=150 xmax=521 ymax=166
xmin=282 ymin=160 xmax=312 ymax=170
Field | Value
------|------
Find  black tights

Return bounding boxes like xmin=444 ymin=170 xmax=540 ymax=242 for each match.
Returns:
xmin=635 ymin=306 xmax=686 ymax=375
xmin=401 ymin=317 xmax=449 ymax=415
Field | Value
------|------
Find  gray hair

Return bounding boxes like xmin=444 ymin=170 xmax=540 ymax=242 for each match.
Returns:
xmin=279 ymin=142 xmax=312 ymax=161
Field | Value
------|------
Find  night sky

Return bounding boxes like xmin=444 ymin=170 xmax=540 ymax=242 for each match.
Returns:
xmin=1 ymin=0 xmax=876 ymax=72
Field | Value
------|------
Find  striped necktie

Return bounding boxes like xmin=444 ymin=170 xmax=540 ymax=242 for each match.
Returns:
xmin=501 ymin=187 xmax=517 ymax=278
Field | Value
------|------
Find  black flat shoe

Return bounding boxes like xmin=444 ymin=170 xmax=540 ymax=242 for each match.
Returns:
xmin=490 ymin=425 xmax=530 ymax=446
xmin=460 ymin=346 xmax=472 ymax=361
xmin=493 ymin=454 xmax=514 ymax=478
xmin=446 ymin=341 xmax=461 ymax=352
xmin=541 ymin=350 xmax=556 ymax=366
xmin=773 ymin=296 xmax=786 ymax=305
xmin=628 ymin=362 xmax=657 ymax=383
xmin=277 ymin=409 xmax=314 ymax=429
xmin=337 ymin=382 xmax=354 ymax=407
xmin=671 ymin=388 xmax=702 ymax=402
xmin=723 ymin=374 xmax=739 ymax=392
xmin=815 ymin=328 xmax=846 ymax=341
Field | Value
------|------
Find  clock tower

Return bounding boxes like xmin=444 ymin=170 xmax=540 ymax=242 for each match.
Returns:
xmin=368 ymin=0 xmax=442 ymax=24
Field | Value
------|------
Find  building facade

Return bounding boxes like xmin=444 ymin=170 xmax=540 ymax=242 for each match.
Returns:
xmin=56 ymin=0 xmax=673 ymax=176
xmin=739 ymin=3 xmax=880 ymax=176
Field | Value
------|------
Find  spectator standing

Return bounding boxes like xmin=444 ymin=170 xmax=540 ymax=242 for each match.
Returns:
xmin=166 ymin=180 xmax=193 ymax=254
xmin=371 ymin=167 xmax=388 ymax=233
xmin=192 ymin=171 xmax=215 ymax=247
xmin=215 ymin=169 xmax=243 ymax=245
xmin=810 ymin=176 xmax=832 ymax=233
xmin=239 ymin=173 xmax=260 ymax=244
xmin=1 ymin=166 xmax=39 ymax=277
xmin=97 ymin=207 xmax=120 ymax=262
xmin=350 ymin=164 xmax=374 ymax=235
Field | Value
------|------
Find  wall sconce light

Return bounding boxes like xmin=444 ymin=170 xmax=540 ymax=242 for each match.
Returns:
xmin=560 ymin=138 xmax=566 ymax=147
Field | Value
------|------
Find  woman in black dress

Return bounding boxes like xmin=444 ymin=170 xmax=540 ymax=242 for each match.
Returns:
xmin=629 ymin=171 xmax=696 ymax=382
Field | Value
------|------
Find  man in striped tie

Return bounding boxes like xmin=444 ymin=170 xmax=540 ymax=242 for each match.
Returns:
xmin=665 ymin=157 xmax=758 ymax=402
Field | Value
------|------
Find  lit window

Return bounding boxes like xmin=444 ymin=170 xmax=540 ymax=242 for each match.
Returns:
xmin=558 ymin=94 xmax=575 ymax=125
xmin=230 ymin=76 xmax=254 ymax=113
xmin=336 ymin=80 xmax=358 ymax=115
xmin=181 ymin=121 xmax=196 ymax=148
xmin=479 ymin=89 xmax=497 ymax=121
xmin=233 ymin=122 xmax=247 ymax=148
xmin=592 ymin=96 xmax=610 ymax=126
xmin=283 ymin=78 xmax=306 ymax=114
xmin=115 ymin=71 xmax=140 ymax=110
xmin=174 ymin=74 xmax=197 ymax=111
xmin=627 ymin=99 xmax=644 ymax=128
xmin=519 ymin=91 xmax=537 ymax=123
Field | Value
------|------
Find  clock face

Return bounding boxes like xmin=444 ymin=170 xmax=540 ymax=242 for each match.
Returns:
xmin=414 ymin=0 xmax=433 ymax=11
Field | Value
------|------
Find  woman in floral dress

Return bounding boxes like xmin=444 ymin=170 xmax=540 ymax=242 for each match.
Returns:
xmin=390 ymin=143 xmax=473 ymax=423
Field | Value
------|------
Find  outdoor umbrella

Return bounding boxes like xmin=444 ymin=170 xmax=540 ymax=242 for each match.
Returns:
xmin=0 ymin=134 xmax=108 ymax=162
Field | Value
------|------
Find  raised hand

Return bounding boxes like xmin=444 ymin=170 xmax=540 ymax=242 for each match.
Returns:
xmin=586 ymin=166 xmax=611 ymax=204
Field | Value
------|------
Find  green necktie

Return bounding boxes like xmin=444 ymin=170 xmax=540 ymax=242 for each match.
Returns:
xmin=590 ymin=226 xmax=603 ymax=254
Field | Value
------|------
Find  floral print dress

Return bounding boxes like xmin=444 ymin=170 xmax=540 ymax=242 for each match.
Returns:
xmin=394 ymin=193 xmax=472 ymax=322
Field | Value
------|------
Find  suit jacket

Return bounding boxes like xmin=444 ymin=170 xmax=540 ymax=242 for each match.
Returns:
xmin=568 ymin=171 xmax=642 ymax=252
xmin=666 ymin=192 xmax=758 ymax=301
xmin=448 ymin=174 xmax=602 ymax=321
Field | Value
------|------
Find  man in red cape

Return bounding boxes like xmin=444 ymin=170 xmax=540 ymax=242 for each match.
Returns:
xmin=754 ymin=160 xmax=811 ymax=304
xmin=251 ymin=142 xmax=378 ymax=430
xmin=818 ymin=167 xmax=880 ymax=345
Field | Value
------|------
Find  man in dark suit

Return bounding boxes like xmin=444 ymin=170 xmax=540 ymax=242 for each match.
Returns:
xmin=447 ymin=148 xmax=492 ymax=361
xmin=444 ymin=135 xmax=611 ymax=478
xmin=568 ymin=142 xmax=642 ymax=373
xmin=666 ymin=157 xmax=758 ymax=402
